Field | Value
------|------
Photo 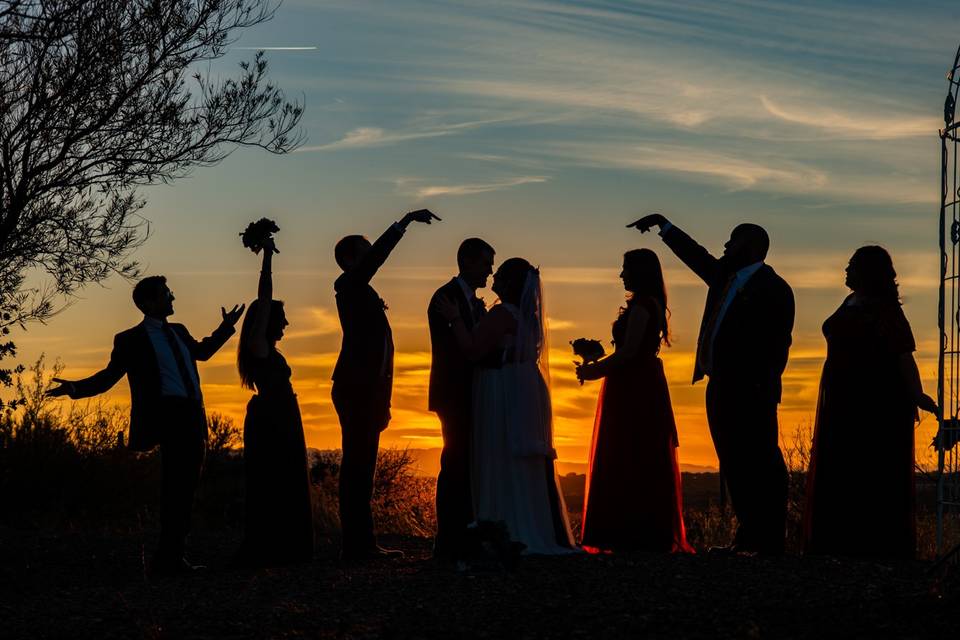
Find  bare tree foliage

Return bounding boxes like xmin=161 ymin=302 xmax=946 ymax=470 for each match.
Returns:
xmin=207 ymin=411 xmax=241 ymax=457
xmin=0 ymin=0 xmax=304 ymax=407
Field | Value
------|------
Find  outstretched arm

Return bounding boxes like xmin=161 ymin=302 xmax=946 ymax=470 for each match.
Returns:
xmin=577 ymin=303 xmax=651 ymax=382
xmin=341 ymin=209 xmax=441 ymax=289
xmin=628 ymin=213 xmax=721 ymax=284
xmin=247 ymin=237 xmax=276 ymax=359
xmin=47 ymin=336 xmax=128 ymax=399
xmin=178 ymin=304 xmax=245 ymax=362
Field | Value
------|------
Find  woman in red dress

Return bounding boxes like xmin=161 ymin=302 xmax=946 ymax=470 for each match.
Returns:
xmin=577 ymin=249 xmax=693 ymax=553
xmin=803 ymin=246 xmax=937 ymax=559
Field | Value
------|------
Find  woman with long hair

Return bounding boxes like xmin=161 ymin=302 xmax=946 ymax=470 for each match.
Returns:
xmin=235 ymin=233 xmax=313 ymax=566
xmin=577 ymin=248 xmax=693 ymax=553
xmin=803 ymin=246 xmax=937 ymax=559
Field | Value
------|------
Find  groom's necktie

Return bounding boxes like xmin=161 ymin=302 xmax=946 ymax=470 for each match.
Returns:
xmin=161 ymin=322 xmax=198 ymax=399
xmin=470 ymin=297 xmax=486 ymax=323
xmin=696 ymin=273 xmax=738 ymax=375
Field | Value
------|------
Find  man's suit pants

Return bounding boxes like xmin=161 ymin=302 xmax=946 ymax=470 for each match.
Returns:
xmin=705 ymin=378 xmax=788 ymax=554
xmin=434 ymin=408 xmax=473 ymax=560
xmin=332 ymin=384 xmax=386 ymax=554
xmin=156 ymin=398 xmax=207 ymax=562
xmin=338 ymin=423 xmax=381 ymax=553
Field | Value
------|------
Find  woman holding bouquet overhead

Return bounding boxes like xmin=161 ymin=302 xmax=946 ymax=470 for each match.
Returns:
xmin=577 ymin=249 xmax=693 ymax=553
xmin=803 ymin=246 xmax=937 ymax=559
xmin=235 ymin=220 xmax=313 ymax=566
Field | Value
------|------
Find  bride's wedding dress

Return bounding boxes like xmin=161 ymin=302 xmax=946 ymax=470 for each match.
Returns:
xmin=471 ymin=298 xmax=577 ymax=555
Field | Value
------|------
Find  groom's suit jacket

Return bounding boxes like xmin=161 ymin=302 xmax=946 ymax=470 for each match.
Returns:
xmin=662 ymin=224 xmax=794 ymax=404
xmin=69 ymin=321 xmax=234 ymax=451
xmin=428 ymin=278 xmax=483 ymax=416
xmin=332 ymin=223 xmax=405 ymax=430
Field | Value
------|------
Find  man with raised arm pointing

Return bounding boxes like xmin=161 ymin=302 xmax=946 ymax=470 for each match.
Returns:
xmin=48 ymin=277 xmax=244 ymax=575
xmin=630 ymin=213 xmax=794 ymax=555
xmin=332 ymin=208 xmax=441 ymax=562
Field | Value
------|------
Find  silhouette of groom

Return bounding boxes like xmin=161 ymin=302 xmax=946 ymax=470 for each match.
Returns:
xmin=632 ymin=214 xmax=793 ymax=554
xmin=428 ymin=238 xmax=495 ymax=563
xmin=47 ymin=276 xmax=244 ymax=575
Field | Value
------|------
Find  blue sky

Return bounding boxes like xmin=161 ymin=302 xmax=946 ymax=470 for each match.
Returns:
xmin=17 ymin=0 xmax=957 ymax=468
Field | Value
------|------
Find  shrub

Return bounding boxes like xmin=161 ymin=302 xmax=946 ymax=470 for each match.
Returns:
xmin=308 ymin=448 xmax=437 ymax=540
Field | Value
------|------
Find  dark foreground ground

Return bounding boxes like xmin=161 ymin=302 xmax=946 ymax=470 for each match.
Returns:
xmin=2 ymin=526 xmax=958 ymax=639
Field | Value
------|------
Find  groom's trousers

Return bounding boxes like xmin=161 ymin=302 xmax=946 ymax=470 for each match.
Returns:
xmin=435 ymin=408 xmax=473 ymax=560
xmin=705 ymin=378 xmax=788 ymax=554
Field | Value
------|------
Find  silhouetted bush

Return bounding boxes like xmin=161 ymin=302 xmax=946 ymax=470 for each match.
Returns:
xmin=308 ymin=449 xmax=437 ymax=539
xmin=0 ymin=357 xmax=436 ymax=541
xmin=2 ymin=358 xmax=954 ymax=559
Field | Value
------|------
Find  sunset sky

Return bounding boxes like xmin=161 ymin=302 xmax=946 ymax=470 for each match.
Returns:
xmin=16 ymin=0 xmax=956 ymax=470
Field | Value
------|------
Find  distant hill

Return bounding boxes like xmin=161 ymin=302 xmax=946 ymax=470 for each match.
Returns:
xmin=399 ymin=448 xmax=717 ymax=477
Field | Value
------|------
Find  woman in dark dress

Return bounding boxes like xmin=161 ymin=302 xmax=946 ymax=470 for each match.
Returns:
xmin=577 ymin=249 xmax=693 ymax=553
xmin=803 ymin=246 xmax=937 ymax=559
xmin=236 ymin=234 xmax=313 ymax=566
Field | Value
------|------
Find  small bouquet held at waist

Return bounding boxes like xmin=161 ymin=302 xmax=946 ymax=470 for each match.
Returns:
xmin=571 ymin=338 xmax=605 ymax=386
xmin=240 ymin=218 xmax=280 ymax=254
xmin=932 ymin=417 xmax=960 ymax=452
xmin=571 ymin=338 xmax=605 ymax=364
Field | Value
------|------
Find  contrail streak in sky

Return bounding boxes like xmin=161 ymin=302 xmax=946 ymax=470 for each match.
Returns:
xmin=235 ymin=46 xmax=318 ymax=51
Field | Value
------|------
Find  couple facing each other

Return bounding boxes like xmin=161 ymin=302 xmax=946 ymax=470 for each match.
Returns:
xmin=574 ymin=214 xmax=795 ymax=556
xmin=428 ymin=240 xmax=577 ymax=559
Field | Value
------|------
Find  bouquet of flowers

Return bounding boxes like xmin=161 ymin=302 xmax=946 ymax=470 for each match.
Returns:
xmin=240 ymin=218 xmax=280 ymax=254
xmin=932 ymin=417 xmax=960 ymax=452
xmin=570 ymin=338 xmax=605 ymax=364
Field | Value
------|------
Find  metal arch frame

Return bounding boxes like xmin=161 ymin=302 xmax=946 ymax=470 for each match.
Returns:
xmin=937 ymin=42 xmax=960 ymax=555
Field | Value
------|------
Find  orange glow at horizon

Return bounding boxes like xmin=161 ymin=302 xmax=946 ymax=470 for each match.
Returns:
xmin=53 ymin=336 xmax=940 ymax=472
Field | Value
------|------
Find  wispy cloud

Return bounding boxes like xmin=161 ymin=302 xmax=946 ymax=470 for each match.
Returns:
xmin=282 ymin=306 xmax=341 ymax=340
xmin=235 ymin=46 xmax=318 ymax=51
xmin=298 ymin=126 xmax=449 ymax=151
xmin=396 ymin=175 xmax=549 ymax=198
xmin=760 ymin=96 xmax=938 ymax=140
xmin=551 ymin=141 xmax=827 ymax=192
xmin=542 ymin=141 xmax=936 ymax=205
xmin=298 ymin=118 xmax=515 ymax=152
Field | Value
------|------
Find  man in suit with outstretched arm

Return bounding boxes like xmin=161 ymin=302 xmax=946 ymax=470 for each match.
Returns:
xmin=332 ymin=208 xmax=440 ymax=562
xmin=48 ymin=276 xmax=244 ymax=575
xmin=631 ymin=213 xmax=794 ymax=555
